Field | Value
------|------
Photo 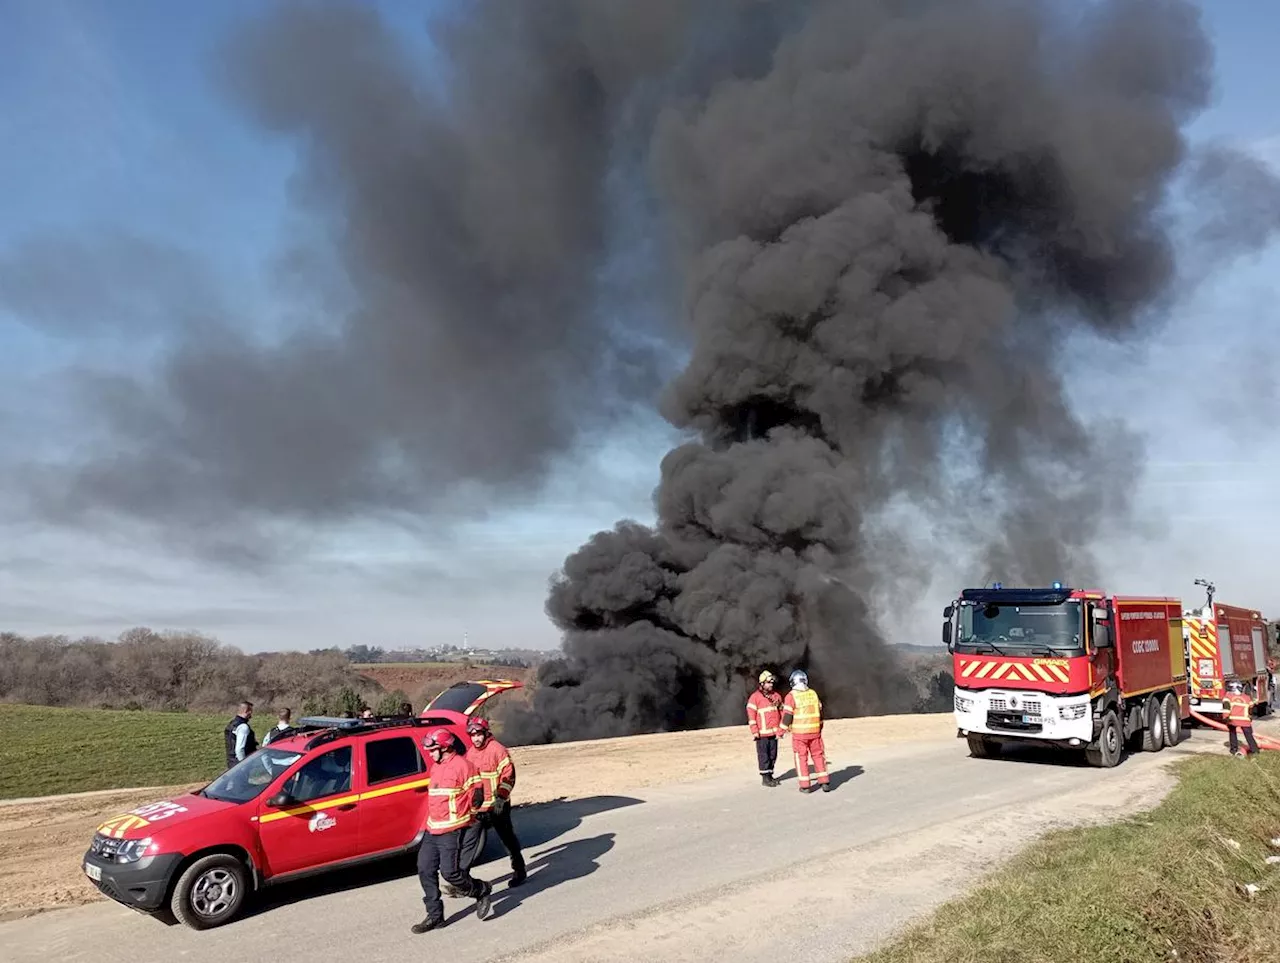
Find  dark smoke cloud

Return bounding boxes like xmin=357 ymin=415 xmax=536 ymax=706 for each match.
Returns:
xmin=19 ymin=1 xmax=797 ymax=546
xmin=503 ymin=0 xmax=1280 ymax=743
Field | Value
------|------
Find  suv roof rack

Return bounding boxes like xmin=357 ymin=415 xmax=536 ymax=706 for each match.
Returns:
xmin=303 ymin=716 xmax=430 ymax=750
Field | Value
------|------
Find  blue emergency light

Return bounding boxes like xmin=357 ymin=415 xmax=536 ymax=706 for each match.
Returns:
xmin=992 ymin=582 xmax=1002 ymax=589
xmin=1052 ymin=581 xmax=1063 ymax=590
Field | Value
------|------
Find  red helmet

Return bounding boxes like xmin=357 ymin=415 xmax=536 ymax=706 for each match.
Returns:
xmin=422 ymin=727 xmax=455 ymax=752
xmin=467 ymin=716 xmax=491 ymax=735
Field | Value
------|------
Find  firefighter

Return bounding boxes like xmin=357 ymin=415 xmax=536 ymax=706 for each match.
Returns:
xmin=411 ymin=727 xmax=494 ymax=933
xmin=781 ymin=669 xmax=830 ymax=793
xmin=747 ymin=670 xmax=784 ymax=787
xmin=460 ymin=717 xmax=527 ymax=886
xmin=1224 ymin=679 xmax=1260 ymax=757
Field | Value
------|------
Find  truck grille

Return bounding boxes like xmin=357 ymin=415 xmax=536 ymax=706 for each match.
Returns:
xmin=989 ymin=697 xmax=1042 ymax=716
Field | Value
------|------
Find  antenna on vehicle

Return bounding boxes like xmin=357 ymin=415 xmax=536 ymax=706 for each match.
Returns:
xmin=1194 ymin=578 xmax=1215 ymax=609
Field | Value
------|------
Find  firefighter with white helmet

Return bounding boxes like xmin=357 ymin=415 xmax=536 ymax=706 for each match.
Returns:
xmin=1224 ymin=678 xmax=1260 ymax=758
xmin=747 ymin=669 xmax=784 ymax=787
xmin=781 ymin=669 xmax=831 ymax=792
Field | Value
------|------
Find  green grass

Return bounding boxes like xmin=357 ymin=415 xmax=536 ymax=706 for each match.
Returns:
xmin=855 ymin=753 xmax=1280 ymax=963
xmin=0 ymin=704 xmax=242 ymax=799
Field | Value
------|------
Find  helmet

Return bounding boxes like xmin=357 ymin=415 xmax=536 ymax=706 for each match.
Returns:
xmin=467 ymin=716 xmax=492 ymax=735
xmin=758 ymin=670 xmax=776 ymax=684
xmin=422 ymin=727 xmax=455 ymax=752
xmin=1226 ymin=679 xmax=1245 ymax=694
xmin=789 ymin=669 xmax=808 ymax=690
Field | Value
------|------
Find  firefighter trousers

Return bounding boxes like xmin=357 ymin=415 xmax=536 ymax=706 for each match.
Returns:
xmin=417 ymin=824 xmax=485 ymax=922
xmin=792 ymin=732 xmax=829 ymax=789
xmin=1228 ymin=724 xmax=1259 ymax=755
xmin=755 ymin=735 xmax=779 ymax=776
xmin=461 ymin=806 xmax=525 ymax=874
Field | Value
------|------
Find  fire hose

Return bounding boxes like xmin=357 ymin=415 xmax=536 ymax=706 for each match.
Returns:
xmin=1188 ymin=708 xmax=1280 ymax=751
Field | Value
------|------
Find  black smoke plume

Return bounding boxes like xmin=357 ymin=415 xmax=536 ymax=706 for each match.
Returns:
xmin=504 ymin=0 xmax=1280 ymax=743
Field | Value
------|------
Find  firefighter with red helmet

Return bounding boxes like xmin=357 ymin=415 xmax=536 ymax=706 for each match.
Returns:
xmin=747 ymin=670 xmax=784 ymax=787
xmin=459 ymin=716 xmax=526 ymax=886
xmin=1224 ymin=679 xmax=1260 ymax=757
xmin=410 ymin=727 xmax=494 ymax=933
xmin=781 ymin=669 xmax=831 ymax=792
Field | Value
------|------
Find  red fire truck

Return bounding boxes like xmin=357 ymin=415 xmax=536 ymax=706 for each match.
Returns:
xmin=1183 ymin=600 xmax=1272 ymax=718
xmin=942 ymin=584 xmax=1190 ymax=767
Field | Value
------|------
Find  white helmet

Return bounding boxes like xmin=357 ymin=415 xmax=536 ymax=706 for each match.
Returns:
xmin=789 ymin=669 xmax=808 ymax=690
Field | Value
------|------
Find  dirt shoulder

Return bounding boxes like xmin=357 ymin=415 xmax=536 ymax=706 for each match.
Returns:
xmin=0 ymin=713 xmax=953 ymax=921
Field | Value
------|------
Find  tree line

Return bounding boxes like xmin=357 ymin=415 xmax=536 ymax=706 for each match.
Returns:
xmin=0 ymin=628 xmax=405 ymax=716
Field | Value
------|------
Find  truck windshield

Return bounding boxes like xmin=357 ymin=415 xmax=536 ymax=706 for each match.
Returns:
xmin=956 ymin=600 xmax=1083 ymax=653
xmin=201 ymin=749 xmax=306 ymax=804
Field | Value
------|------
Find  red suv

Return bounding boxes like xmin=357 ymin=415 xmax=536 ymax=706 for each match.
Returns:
xmin=82 ymin=681 xmax=521 ymax=930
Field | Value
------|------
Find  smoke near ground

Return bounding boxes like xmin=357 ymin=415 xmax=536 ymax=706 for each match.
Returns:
xmin=503 ymin=0 xmax=1280 ymax=744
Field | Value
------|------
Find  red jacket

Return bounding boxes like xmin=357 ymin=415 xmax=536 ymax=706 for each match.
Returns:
xmin=469 ymin=737 xmax=516 ymax=811
xmin=425 ymin=752 xmax=482 ymax=835
xmin=1226 ymin=692 xmax=1253 ymax=728
xmin=747 ymin=689 xmax=783 ymax=737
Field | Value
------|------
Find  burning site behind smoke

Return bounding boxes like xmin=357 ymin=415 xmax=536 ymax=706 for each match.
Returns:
xmin=502 ymin=0 xmax=1280 ymax=744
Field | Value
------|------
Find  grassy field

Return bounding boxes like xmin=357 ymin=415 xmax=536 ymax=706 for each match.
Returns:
xmin=0 ymin=704 xmax=237 ymax=799
xmin=856 ymin=752 xmax=1280 ymax=963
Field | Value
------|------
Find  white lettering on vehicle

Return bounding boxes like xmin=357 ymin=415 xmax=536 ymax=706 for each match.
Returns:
xmin=1131 ymin=638 xmax=1160 ymax=654
xmin=1121 ymin=611 xmax=1162 ymax=621
xmin=308 ymin=811 xmax=337 ymax=833
xmin=129 ymin=801 xmax=189 ymax=822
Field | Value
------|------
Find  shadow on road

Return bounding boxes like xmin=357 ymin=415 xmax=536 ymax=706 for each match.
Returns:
xmin=448 ymin=832 xmax=616 ymax=923
xmin=773 ymin=763 xmax=864 ymax=789
xmin=248 ymin=794 xmax=641 ymax=921
xmin=471 ymin=794 xmax=642 ymax=866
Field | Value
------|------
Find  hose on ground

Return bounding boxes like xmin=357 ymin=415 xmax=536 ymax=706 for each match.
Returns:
xmin=1188 ymin=708 xmax=1280 ymax=751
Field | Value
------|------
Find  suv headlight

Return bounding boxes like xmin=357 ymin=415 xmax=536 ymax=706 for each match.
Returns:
xmin=115 ymin=837 xmax=154 ymax=864
xmin=1059 ymin=704 xmax=1088 ymax=721
xmin=954 ymin=693 xmax=974 ymax=713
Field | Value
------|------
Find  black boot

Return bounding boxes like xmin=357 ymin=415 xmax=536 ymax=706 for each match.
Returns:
xmin=509 ymin=862 xmax=527 ymax=887
xmin=475 ymin=881 xmax=494 ymax=921
xmin=821 ymin=783 xmax=832 ymax=792
xmin=761 ymin=773 xmax=774 ymax=787
xmin=411 ymin=915 xmax=444 ymax=934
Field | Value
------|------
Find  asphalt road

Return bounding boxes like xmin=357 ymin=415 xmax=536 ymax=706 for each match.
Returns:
xmin=3 ymin=730 xmax=1211 ymax=963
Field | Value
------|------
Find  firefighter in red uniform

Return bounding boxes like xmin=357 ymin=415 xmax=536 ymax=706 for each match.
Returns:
xmin=781 ymin=669 xmax=830 ymax=792
xmin=459 ymin=717 xmax=527 ymax=885
xmin=1224 ymin=679 xmax=1260 ymax=757
xmin=747 ymin=670 xmax=784 ymax=787
xmin=410 ymin=728 xmax=494 ymax=933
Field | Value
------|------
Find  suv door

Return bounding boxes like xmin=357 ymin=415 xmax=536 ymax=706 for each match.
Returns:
xmin=358 ymin=734 xmax=432 ymax=855
xmin=256 ymin=744 xmax=361 ymax=877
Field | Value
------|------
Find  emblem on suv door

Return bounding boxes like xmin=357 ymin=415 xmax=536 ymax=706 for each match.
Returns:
xmin=308 ymin=811 xmax=337 ymax=833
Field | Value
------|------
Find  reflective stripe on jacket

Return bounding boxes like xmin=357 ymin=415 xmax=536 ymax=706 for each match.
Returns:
xmin=425 ymin=753 xmax=481 ymax=834
xmin=469 ymin=737 xmax=516 ymax=811
xmin=1226 ymin=692 xmax=1253 ymax=728
xmin=747 ymin=690 xmax=783 ymax=737
xmin=782 ymin=688 xmax=823 ymax=735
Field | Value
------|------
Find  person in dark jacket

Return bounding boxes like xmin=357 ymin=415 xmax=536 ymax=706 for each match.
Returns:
xmin=224 ymin=701 xmax=256 ymax=768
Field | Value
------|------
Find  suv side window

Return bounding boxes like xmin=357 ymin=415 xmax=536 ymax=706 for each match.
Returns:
xmin=365 ymin=736 xmax=426 ymax=785
xmin=284 ymin=746 xmax=352 ymax=802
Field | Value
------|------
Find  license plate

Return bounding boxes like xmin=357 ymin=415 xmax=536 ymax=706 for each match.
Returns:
xmin=1022 ymin=715 xmax=1042 ymax=724
xmin=84 ymin=862 xmax=102 ymax=882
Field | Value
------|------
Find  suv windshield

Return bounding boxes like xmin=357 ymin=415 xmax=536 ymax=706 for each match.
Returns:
xmin=202 ymin=748 xmax=306 ymax=804
xmin=956 ymin=600 xmax=1083 ymax=653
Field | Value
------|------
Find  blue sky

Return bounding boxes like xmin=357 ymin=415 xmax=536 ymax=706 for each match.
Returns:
xmin=1 ymin=0 xmax=1277 ymax=653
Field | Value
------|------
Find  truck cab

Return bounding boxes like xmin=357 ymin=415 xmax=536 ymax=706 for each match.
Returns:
xmin=943 ymin=585 xmax=1187 ymax=767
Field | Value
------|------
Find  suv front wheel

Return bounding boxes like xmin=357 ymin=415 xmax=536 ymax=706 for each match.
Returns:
xmin=170 ymin=853 xmax=249 ymax=930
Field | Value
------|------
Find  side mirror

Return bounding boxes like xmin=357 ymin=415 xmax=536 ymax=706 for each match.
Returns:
xmin=943 ymin=605 xmax=954 ymax=620
xmin=266 ymin=791 xmax=296 ymax=809
xmin=942 ymin=623 xmax=952 ymax=647
xmin=1093 ymin=625 xmax=1113 ymax=650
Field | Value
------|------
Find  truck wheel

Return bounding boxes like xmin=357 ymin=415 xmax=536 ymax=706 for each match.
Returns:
xmin=169 ymin=854 xmax=248 ymax=930
xmin=1161 ymin=694 xmax=1181 ymax=747
xmin=1141 ymin=697 xmax=1164 ymax=752
xmin=1085 ymin=710 xmax=1122 ymax=768
xmin=967 ymin=733 xmax=997 ymax=759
